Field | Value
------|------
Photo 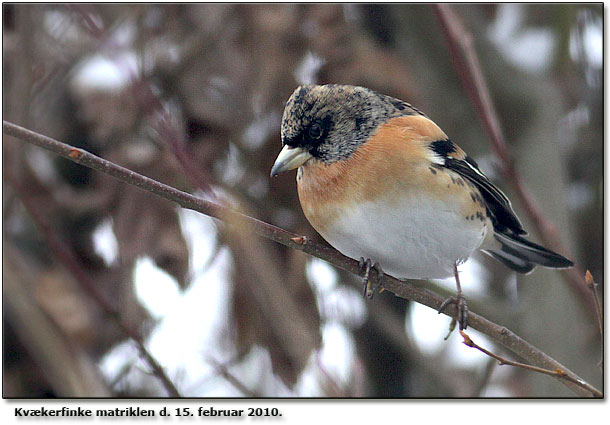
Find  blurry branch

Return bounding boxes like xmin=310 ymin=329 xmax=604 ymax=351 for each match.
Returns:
xmin=460 ymin=331 xmax=602 ymax=398
xmin=132 ymin=79 xmax=217 ymax=199
xmin=207 ymin=358 xmax=259 ymax=397
xmin=223 ymin=215 xmax=321 ymax=377
xmin=364 ymin=294 xmax=455 ymax=394
xmin=108 ymin=362 xmax=135 ymax=390
xmin=472 ymin=357 xmax=497 ymax=397
xmin=67 ymin=4 xmax=217 ymax=198
xmin=4 ymin=247 xmax=111 ymax=397
xmin=68 ymin=4 xmax=106 ymax=39
xmin=585 ymin=270 xmax=603 ymax=368
xmin=313 ymin=354 xmax=345 ymax=397
xmin=3 ymin=167 xmax=181 ymax=398
xmin=2 ymin=120 xmax=600 ymax=398
xmin=433 ymin=4 xmax=594 ymax=314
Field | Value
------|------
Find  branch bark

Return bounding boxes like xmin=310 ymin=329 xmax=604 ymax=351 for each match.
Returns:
xmin=3 ymin=120 xmax=600 ymax=398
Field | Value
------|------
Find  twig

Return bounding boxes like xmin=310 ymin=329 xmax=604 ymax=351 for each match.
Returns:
xmin=66 ymin=7 xmax=217 ymax=199
xmin=473 ymin=357 xmax=497 ymax=397
xmin=460 ymin=331 xmax=602 ymax=398
xmin=68 ymin=4 xmax=106 ymax=39
xmin=433 ymin=4 xmax=594 ymax=314
xmin=68 ymin=4 xmax=214 ymax=199
xmin=109 ymin=362 xmax=135 ymax=390
xmin=2 ymin=120 xmax=600 ymax=398
xmin=131 ymin=78 xmax=217 ymax=199
xmin=4 ymin=167 xmax=181 ymax=398
xmin=207 ymin=358 xmax=258 ymax=397
xmin=585 ymin=270 xmax=603 ymax=368
xmin=585 ymin=270 xmax=604 ymax=339
xmin=314 ymin=353 xmax=345 ymax=397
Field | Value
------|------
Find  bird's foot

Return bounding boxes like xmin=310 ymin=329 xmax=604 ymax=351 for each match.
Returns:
xmin=358 ymin=257 xmax=384 ymax=299
xmin=438 ymin=293 xmax=469 ymax=337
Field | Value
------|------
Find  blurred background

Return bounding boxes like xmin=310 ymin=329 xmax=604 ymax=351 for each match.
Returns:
xmin=2 ymin=4 xmax=603 ymax=398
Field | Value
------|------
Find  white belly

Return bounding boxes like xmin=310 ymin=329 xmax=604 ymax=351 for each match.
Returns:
xmin=315 ymin=195 xmax=488 ymax=279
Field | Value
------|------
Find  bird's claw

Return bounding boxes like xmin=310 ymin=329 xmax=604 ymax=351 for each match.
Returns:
xmin=438 ymin=294 xmax=469 ymax=332
xmin=358 ymin=257 xmax=383 ymax=299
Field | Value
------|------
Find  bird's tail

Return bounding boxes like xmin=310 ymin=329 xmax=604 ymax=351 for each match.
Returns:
xmin=482 ymin=231 xmax=574 ymax=274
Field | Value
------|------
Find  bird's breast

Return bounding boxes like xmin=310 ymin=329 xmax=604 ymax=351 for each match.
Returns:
xmin=296 ymin=145 xmax=489 ymax=279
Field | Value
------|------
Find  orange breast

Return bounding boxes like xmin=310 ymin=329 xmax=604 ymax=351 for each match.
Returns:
xmin=297 ymin=115 xmax=486 ymax=233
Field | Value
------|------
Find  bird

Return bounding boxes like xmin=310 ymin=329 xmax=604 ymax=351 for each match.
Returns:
xmin=270 ymin=84 xmax=573 ymax=330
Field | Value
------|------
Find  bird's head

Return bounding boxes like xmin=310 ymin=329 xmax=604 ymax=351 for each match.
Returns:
xmin=271 ymin=84 xmax=412 ymax=176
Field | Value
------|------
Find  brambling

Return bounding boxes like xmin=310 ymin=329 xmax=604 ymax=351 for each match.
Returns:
xmin=270 ymin=84 xmax=573 ymax=330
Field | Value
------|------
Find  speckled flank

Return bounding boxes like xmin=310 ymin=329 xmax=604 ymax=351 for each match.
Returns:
xmin=281 ymin=84 xmax=424 ymax=163
xmin=469 ymin=189 xmax=486 ymax=208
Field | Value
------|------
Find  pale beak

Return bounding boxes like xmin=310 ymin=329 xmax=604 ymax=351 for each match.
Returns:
xmin=270 ymin=145 xmax=313 ymax=177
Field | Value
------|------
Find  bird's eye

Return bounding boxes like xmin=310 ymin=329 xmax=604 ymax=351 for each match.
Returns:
xmin=308 ymin=122 xmax=323 ymax=140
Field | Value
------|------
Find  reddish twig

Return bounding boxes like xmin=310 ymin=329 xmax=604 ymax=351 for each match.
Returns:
xmin=3 ymin=169 xmax=181 ymax=398
xmin=460 ymin=331 xmax=602 ymax=398
xmin=585 ymin=270 xmax=604 ymax=339
xmin=585 ymin=270 xmax=604 ymax=368
xmin=433 ymin=4 xmax=593 ymax=313
xmin=3 ymin=120 xmax=600 ymax=398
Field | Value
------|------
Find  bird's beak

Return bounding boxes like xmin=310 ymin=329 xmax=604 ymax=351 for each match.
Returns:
xmin=270 ymin=145 xmax=313 ymax=177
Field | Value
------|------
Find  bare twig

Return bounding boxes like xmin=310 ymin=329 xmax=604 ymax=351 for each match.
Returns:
xmin=131 ymin=79 xmax=217 ymax=198
xmin=66 ymin=6 xmax=217 ymax=199
xmin=585 ymin=270 xmax=603 ymax=368
xmin=3 ymin=120 xmax=600 ymax=398
xmin=314 ymin=353 xmax=346 ymax=397
xmin=68 ymin=4 xmax=106 ymax=39
xmin=207 ymin=358 xmax=258 ymax=397
xmin=460 ymin=331 xmax=602 ymax=398
xmin=4 ymin=168 xmax=181 ymax=398
xmin=433 ymin=4 xmax=593 ymax=313
xmin=585 ymin=270 xmax=604 ymax=339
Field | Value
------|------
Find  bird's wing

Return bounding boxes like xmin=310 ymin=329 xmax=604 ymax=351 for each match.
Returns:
xmin=429 ymin=138 xmax=526 ymax=235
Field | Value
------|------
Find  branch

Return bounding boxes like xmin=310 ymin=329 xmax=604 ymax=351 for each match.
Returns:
xmin=4 ymin=248 xmax=112 ymax=397
xmin=3 ymin=167 xmax=181 ymax=398
xmin=433 ymin=4 xmax=594 ymax=314
xmin=131 ymin=78 xmax=217 ymax=199
xmin=460 ymin=331 xmax=602 ymax=398
xmin=585 ymin=270 xmax=604 ymax=368
xmin=472 ymin=357 xmax=497 ymax=397
xmin=68 ymin=5 xmax=217 ymax=198
xmin=3 ymin=120 xmax=600 ymax=398
xmin=207 ymin=358 xmax=259 ymax=397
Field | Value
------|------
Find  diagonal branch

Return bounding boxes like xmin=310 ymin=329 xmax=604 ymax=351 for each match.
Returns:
xmin=433 ymin=4 xmax=594 ymax=313
xmin=206 ymin=358 xmax=259 ymax=397
xmin=2 ymin=120 xmax=600 ymax=398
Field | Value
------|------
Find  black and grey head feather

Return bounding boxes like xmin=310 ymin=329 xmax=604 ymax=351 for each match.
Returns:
xmin=281 ymin=84 xmax=423 ymax=163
